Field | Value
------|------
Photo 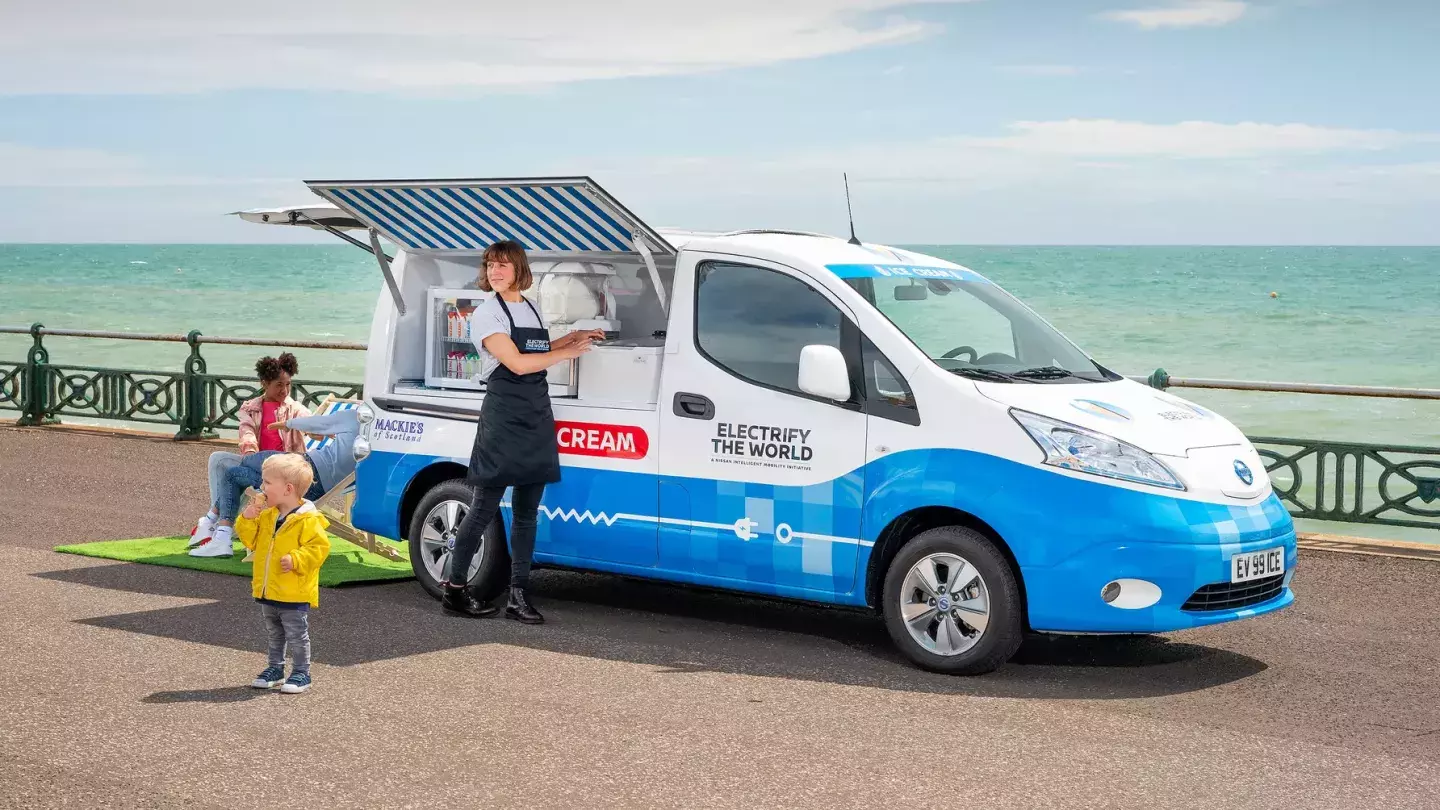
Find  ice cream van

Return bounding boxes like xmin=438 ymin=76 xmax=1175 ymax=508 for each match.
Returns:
xmin=240 ymin=176 xmax=1296 ymax=675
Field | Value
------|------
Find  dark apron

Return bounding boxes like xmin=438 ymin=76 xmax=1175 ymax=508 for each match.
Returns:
xmin=467 ymin=297 xmax=562 ymax=487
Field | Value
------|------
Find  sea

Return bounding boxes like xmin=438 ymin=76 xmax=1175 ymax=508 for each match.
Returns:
xmin=3 ymin=244 xmax=1437 ymax=543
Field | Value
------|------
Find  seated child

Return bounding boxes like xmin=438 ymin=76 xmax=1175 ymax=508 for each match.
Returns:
xmin=236 ymin=453 xmax=332 ymax=694
xmin=189 ymin=353 xmax=310 ymax=552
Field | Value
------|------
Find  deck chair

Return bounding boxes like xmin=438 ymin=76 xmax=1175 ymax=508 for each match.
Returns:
xmin=241 ymin=395 xmax=402 ymax=562
xmin=304 ymin=395 xmax=403 ymax=561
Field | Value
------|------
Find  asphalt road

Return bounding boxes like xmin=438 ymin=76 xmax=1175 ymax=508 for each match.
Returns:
xmin=1 ymin=426 xmax=1437 ymax=809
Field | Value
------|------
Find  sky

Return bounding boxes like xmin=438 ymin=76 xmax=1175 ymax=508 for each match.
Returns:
xmin=1 ymin=0 xmax=1437 ymax=245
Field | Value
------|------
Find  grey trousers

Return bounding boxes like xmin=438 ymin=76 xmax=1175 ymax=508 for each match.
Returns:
xmin=260 ymin=603 xmax=310 ymax=674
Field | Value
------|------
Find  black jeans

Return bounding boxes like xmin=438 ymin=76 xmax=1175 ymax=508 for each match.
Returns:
xmin=446 ymin=482 xmax=545 ymax=590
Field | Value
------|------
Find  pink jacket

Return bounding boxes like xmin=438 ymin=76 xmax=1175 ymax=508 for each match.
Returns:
xmin=237 ymin=395 xmax=311 ymax=454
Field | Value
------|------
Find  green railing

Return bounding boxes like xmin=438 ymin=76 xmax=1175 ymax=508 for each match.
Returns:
xmin=0 ymin=324 xmax=363 ymax=439
xmin=3 ymin=324 xmax=1438 ymax=534
xmin=1138 ymin=369 xmax=1440 ymax=533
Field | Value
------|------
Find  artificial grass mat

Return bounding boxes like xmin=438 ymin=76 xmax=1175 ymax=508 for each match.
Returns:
xmin=54 ymin=535 xmax=414 ymax=587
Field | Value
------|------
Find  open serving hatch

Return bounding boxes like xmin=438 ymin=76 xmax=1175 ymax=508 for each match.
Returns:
xmin=235 ymin=177 xmax=676 ymax=316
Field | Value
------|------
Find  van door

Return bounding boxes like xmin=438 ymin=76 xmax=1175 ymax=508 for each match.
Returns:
xmin=657 ymin=255 xmax=868 ymax=599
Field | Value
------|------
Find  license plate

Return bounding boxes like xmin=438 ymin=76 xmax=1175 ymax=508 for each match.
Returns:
xmin=1231 ymin=546 xmax=1286 ymax=583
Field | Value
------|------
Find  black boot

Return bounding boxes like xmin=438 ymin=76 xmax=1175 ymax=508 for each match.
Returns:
xmin=505 ymin=586 xmax=544 ymax=624
xmin=441 ymin=583 xmax=498 ymax=618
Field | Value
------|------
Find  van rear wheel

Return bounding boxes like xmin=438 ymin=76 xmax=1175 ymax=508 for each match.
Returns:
xmin=881 ymin=526 xmax=1023 ymax=675
xmin=407 ymin=479 xmax=510 ymax=602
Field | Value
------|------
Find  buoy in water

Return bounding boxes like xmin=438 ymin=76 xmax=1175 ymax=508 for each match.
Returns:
xmin=1269 ymin=291 xmax=1278 ymax=298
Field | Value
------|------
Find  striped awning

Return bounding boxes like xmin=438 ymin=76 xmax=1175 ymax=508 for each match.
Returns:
xmin=304 ymin=177 xmax=674 ymax=256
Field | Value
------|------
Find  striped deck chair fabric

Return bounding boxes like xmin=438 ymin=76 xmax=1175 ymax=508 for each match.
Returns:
xmin=304 ymin=397 xmax=363 ymax=506
xmin=303 ymin=398 xmax=361 ymax=452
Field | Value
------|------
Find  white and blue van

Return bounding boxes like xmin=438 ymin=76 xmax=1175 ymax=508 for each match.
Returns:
xmin=241 ymin=177 xmax=1296 ymax=674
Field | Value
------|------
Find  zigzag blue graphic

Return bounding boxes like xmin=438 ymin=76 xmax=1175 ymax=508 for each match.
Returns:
xmin=503 ymin=502 xmax=662 ymax=529
xmin=536 ymin=505 xmax=627 ymax=527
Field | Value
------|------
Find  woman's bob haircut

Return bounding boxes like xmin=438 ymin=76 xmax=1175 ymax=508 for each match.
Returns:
xmin=478 ymin=240 xmax=533 ymax=292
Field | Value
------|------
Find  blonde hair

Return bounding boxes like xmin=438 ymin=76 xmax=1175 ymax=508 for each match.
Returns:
xmin=263 ymin=453 xmax=314 ymax=496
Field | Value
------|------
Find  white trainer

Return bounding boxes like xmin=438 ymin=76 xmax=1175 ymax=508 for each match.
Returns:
xmin=189 ymin=525 xmax=235 ymax=558
xmin=187 ymin=513 xmax=216 ymax=548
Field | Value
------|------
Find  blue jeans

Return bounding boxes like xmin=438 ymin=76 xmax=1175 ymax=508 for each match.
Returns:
xmin=207 ymin=451 xmax=243 ymax=509
xmin=220 ymin=451 xmax=324 ymax=520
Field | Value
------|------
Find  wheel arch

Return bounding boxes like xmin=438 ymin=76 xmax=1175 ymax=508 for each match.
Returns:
xmin=398 ymin=461 xmax=469 ymax=541
xmin=864 ymin=506 xmax=1029 ymax=629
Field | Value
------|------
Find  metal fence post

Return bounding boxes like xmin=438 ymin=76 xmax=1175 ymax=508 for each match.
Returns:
xmin=174 ymin=330 xmax=214 ymax=440
xmin=16 ymin=323 xmax=58 ymax=427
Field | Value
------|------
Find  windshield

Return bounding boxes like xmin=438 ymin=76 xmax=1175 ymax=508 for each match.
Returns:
xmin=843 ymin=275 xmax=1118 ymax=384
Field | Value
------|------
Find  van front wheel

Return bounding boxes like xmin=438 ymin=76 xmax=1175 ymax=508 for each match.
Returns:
xmin=407 ymin=479 xmax=510 ymax=602
xmin=881 ymin=526 xmax=1023 ymax=675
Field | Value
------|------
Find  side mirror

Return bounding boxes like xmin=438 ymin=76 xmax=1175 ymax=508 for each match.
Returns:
xmin=797 ymin=344 xmax=851 ymax=402
xmin=893 ymin=283 xmax=928 ymax=301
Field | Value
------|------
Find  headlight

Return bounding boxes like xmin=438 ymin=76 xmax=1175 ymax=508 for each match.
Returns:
xmin=353 ymin=436 xmax=371 ymax=462
xmin=1010 ymin=409 xmax=1184 ymax=491
xmin=355 ymin=403 xmax=375 ymax=425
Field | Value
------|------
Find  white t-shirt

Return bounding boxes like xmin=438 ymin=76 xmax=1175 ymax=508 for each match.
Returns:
xmin=469 ymin=294 xmax=548 ymax=382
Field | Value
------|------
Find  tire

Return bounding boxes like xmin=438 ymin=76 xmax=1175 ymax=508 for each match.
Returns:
xmin=881 ymin=526 xmax=1024 ymax=675
xmin=407 ymin=479 xmax=511 ymax=602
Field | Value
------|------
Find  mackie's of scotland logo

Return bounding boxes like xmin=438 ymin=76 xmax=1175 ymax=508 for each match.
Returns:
xmin=1233 ymin=459 xmax=1254 ymax=486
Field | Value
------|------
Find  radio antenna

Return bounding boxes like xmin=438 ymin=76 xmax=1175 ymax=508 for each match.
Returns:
xmin=844 ymin=172 xmax=861 ymax=245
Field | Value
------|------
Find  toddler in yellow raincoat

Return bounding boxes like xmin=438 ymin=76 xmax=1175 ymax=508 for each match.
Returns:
xmin=235 ymin=453 xmax=331 ymax=694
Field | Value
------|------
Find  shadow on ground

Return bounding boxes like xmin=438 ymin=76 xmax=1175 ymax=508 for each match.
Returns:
xmin=142 ymin=686 xmax=282 ymax=705
xmin=37 ymin=560 xmax=1267 ymax=701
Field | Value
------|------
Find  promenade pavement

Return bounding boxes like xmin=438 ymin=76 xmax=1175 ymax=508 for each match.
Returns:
xmin=1 ymin=425 xmax=1437 ymax=809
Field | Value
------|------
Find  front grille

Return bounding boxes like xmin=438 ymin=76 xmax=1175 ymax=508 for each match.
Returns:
xmin=1181 ymin=574 xmax=1285 ymax=612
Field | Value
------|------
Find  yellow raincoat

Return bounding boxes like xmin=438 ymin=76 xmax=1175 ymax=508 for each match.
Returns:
xmin=235 ymin=501 xmax=331 ymax=607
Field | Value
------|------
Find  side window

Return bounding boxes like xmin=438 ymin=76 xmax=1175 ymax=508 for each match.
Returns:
xmin=862 ymin=335 xmax=920 ymax=425
xmin=695 ymin=261 xmax=846 ymax=399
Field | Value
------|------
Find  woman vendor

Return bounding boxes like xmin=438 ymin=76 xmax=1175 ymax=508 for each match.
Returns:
xmin=441 ymin=240 xmax=600 ymax=624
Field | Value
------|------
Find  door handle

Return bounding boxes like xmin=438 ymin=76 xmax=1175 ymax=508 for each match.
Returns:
xmin=672 ymin=392 xmax=715 ymax=420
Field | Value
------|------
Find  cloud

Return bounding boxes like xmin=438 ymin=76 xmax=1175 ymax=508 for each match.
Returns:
xmin=6 ymin=118 xmax=1438 ymax=243
xmin=997 ymin=64 xmax=1082 ymax=76
xmin=1101 ymin=1 xmax=1249 ymax=29
xmin=7 ymin=119 xmax=1429 ymax=193
xmin=0 ymin=1 xmax=975 ymax=95
xmin=0 ymin=142 xmax=290 ymax=188
xmin=970 ymin=119 xmax=1438 ymax=159
xmin=563 ymin=118 xmax=1440 ymax=240
xmin=0 ymin=143 xmax=148 ymax=187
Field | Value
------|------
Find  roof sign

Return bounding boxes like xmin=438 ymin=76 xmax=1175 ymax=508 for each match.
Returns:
xmin=824 ymin=263 xmax=989 ymax=283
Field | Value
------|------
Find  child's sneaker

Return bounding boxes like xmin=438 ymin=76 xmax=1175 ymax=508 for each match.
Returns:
xmin=187 ymin=513 xmax=216 ymax=548
xmin=251 ymin=664 xmax=285 ymax=689
xmin=189 ymin=525 xmax=234 ymax=558
xmin=280 ymin=672 xmax=311 ymax=694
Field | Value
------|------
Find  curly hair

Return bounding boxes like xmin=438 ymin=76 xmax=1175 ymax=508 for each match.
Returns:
xmin=255 ymin=352 xmax=299 ymax=383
